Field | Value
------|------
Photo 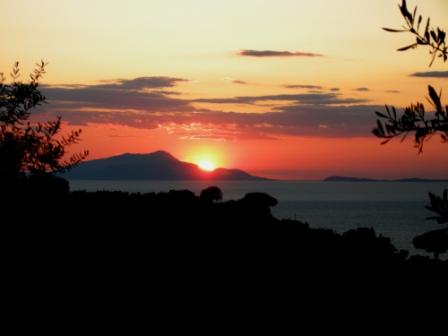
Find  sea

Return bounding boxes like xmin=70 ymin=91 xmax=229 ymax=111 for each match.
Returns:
xmin=69 ymin=180 xmax=448 ymax=256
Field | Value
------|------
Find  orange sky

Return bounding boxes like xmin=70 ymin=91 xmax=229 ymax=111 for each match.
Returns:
xmin=1 ymin=0 xmax=447 ymax=179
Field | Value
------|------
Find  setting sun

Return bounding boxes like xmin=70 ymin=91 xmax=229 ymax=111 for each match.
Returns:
xmin=198 ymin=159 xmax=216 ymax=172
xmin=184 ymin=147 xmax=224 ymax=172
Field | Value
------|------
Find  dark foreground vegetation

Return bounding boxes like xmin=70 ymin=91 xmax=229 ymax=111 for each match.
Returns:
xmin=4 ymin=176 xmax=447 ymax=279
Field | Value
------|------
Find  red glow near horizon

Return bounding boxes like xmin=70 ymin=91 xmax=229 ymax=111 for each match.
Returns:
xmin=61 ymin=123 xmax=448 ymax=180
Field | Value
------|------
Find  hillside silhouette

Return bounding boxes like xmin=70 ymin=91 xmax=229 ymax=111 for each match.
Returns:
xmin=63 ymin=150 xmax=270 ymax=180
xmin=5 ymin=178 xmax=447 ymax=277
xmin=324 ymin=176 xmax=448 ymax=182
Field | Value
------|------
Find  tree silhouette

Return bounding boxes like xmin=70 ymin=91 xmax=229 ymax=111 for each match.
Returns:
xmin=413 ymin=228 xmax=448 ymax=260
xmin=200 ymin=186 xmax=223 ymax=203
xmin=0 ymin=61 xmax=88 ymax=180
xmin=372 ymin=0 xmax=447 ymax=258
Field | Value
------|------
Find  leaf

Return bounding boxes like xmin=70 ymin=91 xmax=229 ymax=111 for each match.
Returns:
xmin=412 ymin=6 xmax=417 ymax=24
xmin=428 ymin=85 xmax=442 ymax=111
xmin=372 ymin=128 xmax=381 ymax=137
xmin=397 ymin=43 xmax=418 ymax=51
xmin=375 ymin=111 xmax=388 ymax=118
xmin=392 ymin=106 xmax=397 ymax=119
xmin=400 ymin=0 xmax=409 ymax=18
xmin=430 ymin=30 xmax=437 ymax=41
xmin=382 ymin=27 xmax=407 ymax=33
xmin=438 ymin=30 xmax=446 ymax=44
xmin=376 ymin=120 xmax=385 ymax=135
xmin=400 ymin=132 xmax=409 ymax=143
xmin=429 ymin=52 xmax=438 ymax=67
xmin=400 ymin=0 xmax=413 ymax=24
xmin=416 ymin=37 xmax=425 ymax=45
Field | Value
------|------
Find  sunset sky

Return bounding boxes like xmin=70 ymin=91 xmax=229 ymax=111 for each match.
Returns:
xmin=1 ymin=0 xmax=447 ymax=179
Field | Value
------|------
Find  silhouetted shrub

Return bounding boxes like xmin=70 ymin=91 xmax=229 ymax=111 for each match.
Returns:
xmin=200 ymin=186 xmax=223 ymax=203
xmin=413 ymin=228 xmax=448 ymax=259
xmin=5 ymin=186 xmax=447 ymax=279
xmin=0 ymin=61 xmax=88 ymax=191
xmin=28 ymin=175 xmax=69 ymax=195
xmin=342 ymin=228 xmax=400 ymax=262
xmin=240 ymin=192 xmax=277 ymax=207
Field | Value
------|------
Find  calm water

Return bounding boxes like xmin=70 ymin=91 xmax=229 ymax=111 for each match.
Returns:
xmin=69 ymin=180 xmax=448 ymax=255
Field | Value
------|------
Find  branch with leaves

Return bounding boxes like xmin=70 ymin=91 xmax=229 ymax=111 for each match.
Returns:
xmin=374 ymin=0 xmax=447 ymax=153
xmin=372 ymin=85 xmax=448 ymax=153
xmin=383 ymin=0 xmax=447 ymax=66
xmin=426 ymin=190 xmax=448 ymax=224
xmin=376 ymin=0 xmax=447 ymax=258
xmin=0 ymin=61 xmax=47 ymax=125
xmin=0 ymin=61 xmax=88 ymax=177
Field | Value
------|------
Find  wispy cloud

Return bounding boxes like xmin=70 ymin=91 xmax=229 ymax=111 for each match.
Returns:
xmin=238 ymin=49 xmax=322 ymax=57
xmin=409 ymin=71 xmax=448 ymax=78
xmin=38 ymin=104 xmax=378 ymax=140
xmin=386 ymin=90 xmax=400 ymax=94
xmin=35 ymin=75 xmax=379 ymax=140
xmin=354 ymin=87 xmax=369 ymax=92
xmin=40 ymin=76 xmax=191 ymax=112
xmin=232 ymin=80 xmax=248 ymax=85
xmin=284 ymin=84 xmax=323 ymax=90
xmin=193 ymin=93 xmax=367 ymax=105
xmin=188 ymin=105 xmax=379 ymax=138
xmin=95 ymin=76 xmax=188 ymax=89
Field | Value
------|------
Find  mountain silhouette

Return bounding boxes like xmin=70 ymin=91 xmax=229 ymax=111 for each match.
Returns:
xmin=63 ymin=150 xmax=269 ymax=180
xmin=324 ymin=176 xmax=448 ymax=182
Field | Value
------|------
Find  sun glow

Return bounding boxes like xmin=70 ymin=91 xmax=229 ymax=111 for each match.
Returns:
xmin=198 ymin=159 xmax=216 ymax=172
xmin=184 ymin=147 xmax=225 ymax=172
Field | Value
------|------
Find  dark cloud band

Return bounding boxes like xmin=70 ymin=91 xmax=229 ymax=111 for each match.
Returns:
xmin=409 ymin=71 xmax=448 ymax=78
xmin=238 ymin=50 xmax=322 ymax=57
xmin=284 ymin=84 xmax=323 ymax=89
xmin=35 ymin=76 xmax=379 ymax=139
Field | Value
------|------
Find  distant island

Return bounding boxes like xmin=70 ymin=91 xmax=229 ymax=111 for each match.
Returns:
xmin=324 ymin=176 xmax=448 ymax=183
xmin=63 ymin=150 xmax=270 ymax=181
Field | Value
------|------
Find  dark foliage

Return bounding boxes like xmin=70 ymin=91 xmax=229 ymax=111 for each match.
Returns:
xmin=413 ymin=190 xmax=448 ymax=258
xmin=4 ymin=184 xmax=446 ymax=311
xmin=426 ymin=189 xmax=448 ymax=224
xmin=4 ymin=185 xmax=446 ymax=267
xmin=374 ymin=0 xmax=448 ymax=153
xmin=373 ymin=85 xmax=447 ymax=153
xmin=0 ymin=61 xmax=88 ymax=180
xmin=199 ymin=186 xmax=223 ymax=203
xmin=373 ymin=1 xmax=447 ymax=259
xmin=382 ymin=0 xmax=447 ymax=66
xmin=413 ymin=228 xmax=448 ymax=259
